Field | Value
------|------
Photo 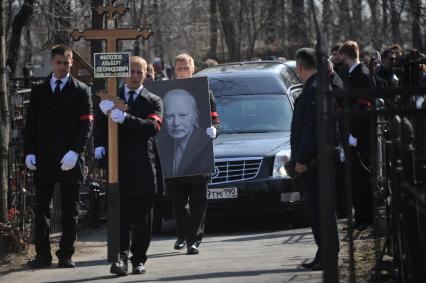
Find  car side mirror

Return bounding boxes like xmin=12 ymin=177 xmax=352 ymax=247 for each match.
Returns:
xmin=288 ymin=84 xmax=303 ymax=101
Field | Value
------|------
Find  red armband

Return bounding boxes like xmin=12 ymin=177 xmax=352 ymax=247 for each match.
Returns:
xmin=80 ymin=114 xmax=94 ymax=121
xmin=148 ymin=114 xmax=162 ymax=131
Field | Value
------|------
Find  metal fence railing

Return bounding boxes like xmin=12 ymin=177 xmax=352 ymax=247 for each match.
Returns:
xmin=315 ymin=57 xmax=426 ymax=282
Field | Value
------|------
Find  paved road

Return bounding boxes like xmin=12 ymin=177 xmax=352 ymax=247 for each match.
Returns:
xmin=0 ymin=216 xmax=322 ymax=283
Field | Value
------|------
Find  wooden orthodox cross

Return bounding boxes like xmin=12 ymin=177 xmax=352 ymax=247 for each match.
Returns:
xmin=69 ymin=0 xmax=153 ymax=262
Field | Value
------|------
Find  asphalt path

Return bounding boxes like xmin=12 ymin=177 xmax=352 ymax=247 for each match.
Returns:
xmin=0 ymin=214 xmax=322 ymax=283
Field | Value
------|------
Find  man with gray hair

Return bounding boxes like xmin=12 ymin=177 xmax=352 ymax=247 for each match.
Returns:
xmin=162 ymin=89 xmax=211 ymax=176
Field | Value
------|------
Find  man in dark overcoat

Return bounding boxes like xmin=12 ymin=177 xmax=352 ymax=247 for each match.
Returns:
xmin=24 ymin=44 xmax=93 ymax=268
xmin=289 ymin=48 xmax=339 ymax=270
xmin=94 ymin=56 xmax=163 ymax=276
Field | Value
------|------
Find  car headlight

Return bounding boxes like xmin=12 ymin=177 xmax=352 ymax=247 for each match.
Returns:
xmin=272 ymin=149 xmax=291 ymax=178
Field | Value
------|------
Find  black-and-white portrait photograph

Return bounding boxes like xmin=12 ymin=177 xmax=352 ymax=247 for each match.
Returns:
xmin=145 ymin=77 xmax=214 ymax=178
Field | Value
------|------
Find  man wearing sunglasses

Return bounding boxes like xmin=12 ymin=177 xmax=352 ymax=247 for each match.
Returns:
xmin=376 ymin=49 xmax=399 ymax=88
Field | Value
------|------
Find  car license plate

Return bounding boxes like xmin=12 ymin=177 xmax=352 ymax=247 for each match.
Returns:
xmin=208 ymin=187 xmax=238 ymax=199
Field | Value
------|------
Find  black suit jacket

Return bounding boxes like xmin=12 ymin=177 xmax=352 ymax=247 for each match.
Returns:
xmin=94 ymin=87 xmax=164 ymax=196
xmin=290 ymin=74 xmax=317 ymax=165
xmin=346 ymin=63 xmax=376 ymax=156
xmin=24 ymin=74 xmax=93 ymax=184
xmin=159 ymin=126 xmax=213 ymax=178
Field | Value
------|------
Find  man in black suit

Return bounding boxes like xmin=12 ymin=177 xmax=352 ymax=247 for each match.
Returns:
xmin=161 ymin=89 xmax=212 ymax=176
xmin=94 ymin=56 xmax=163 ymax=276
xmin=376 ymin=49 xmax=399 ymax=88
xmin=24 ymin=44 xmax=93 ymax=268
xmin=339 ymin=40 xmax=376 ymax=229
xmin=289 ymin=48 xmax=339 ymax=271
xmin=167 ymin=53 xmax=221 ymax=255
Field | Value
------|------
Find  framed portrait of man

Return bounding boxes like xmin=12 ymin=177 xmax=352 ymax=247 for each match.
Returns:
xmin=145 ymin=77 xmax=214 ymax=178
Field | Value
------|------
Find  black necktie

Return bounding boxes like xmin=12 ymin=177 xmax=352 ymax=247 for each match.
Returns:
xmin=54 ymin=80 xmax=62 ymax=95
xmin=127 ymin=91 xmax=135 ymax=105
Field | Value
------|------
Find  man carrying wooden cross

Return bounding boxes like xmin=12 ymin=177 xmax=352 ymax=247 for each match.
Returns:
xmin=94 ymin=56 xmax=164 ymax=276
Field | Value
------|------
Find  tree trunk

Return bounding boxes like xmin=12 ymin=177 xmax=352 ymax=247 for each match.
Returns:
xmin=91 ymin=0 xmax=104 ymax=93
xmin=264 ymin=0 xmax=278 ymax=45
xmin=0 ymin=0 xmax=10 ymax=222
xmin=382 ymin=0 xmax=389 ymax=40
xmin=152 ymin=0 xmax=163 ymax=57
xmin=207 ymin=0 xmax=218 ymax=60
xmin=277 ymin=0 xmax=287 ymax=49
xmin=5 ymin=0 xmax=34 ymax=76
xmin=218 ymin=0 xmax=238 ymax=61
xmin=409 ymin=0 xmax=424 ymax=51
xmin=338 ymin=0 xmax=353 ymax=40
xmin=289 ymin=0 xmax=308 ymax=48
xmin=367 ymin=0 xmax=379 ymax=48
xmin=390 ymin=1 xmax=401 ymax=44
xmin=351 ymin=0 xmax=362 ymax=42
xmin=322 ymin=0 xmax=331 ymax=44
xmin=51 ymin=0 xmax=71 ymax=45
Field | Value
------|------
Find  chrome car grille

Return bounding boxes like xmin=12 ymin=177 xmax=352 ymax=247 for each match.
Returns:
xmin=209 ymin=157 xmax=263 ymax=185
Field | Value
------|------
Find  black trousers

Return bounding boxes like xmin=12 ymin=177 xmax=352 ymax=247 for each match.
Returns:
xmin=302 ymin=169 xmax=339 ymax=261
xmin=119 ymin=195 xmax=154 ymax=264
xmin=167 ymin=181 xmax=208 ymax=245
xmin=351 ymin=148 xmax=374 ymax=224
xmin=34 ymin=182 xmax=80 ymax=259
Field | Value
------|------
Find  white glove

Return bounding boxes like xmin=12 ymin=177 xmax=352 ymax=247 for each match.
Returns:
xmin=349 ymin=134 xmax=358 ymax=147
xmin=99 ymin=100 xmax=114 ymax=115
xmin=25 ymin=154 xmax=37 ymax=170
xmin=94 ymin=147 xmax=105 ymax=160
xmin=206 ymin=126 xmax=217 ymax=139
xmin=60 ymin=150 xmax=79 ymax=171
xmin=110 ymin=108 xmax=126 ymax=124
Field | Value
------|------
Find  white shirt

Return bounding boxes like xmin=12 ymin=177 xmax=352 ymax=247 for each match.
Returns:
xmin=124 ymin=84 xmax=143 ymax=103
xmin=50 ymin=73 xmax=70 ymax=93
xmin=348 ymin=62 xmax=360 ymax=74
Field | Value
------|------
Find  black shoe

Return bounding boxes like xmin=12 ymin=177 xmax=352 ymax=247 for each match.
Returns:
xmin=174 ymin=238 xmax=186 ymax=250
xmin=301 ymin=258 xmax=321 ymax=270
xmin=194 ymin=240 xmax=201 ymax=248
xmin=187 ymin=244 xmax=199 ymax=255
xmin=28 ymin=257 xmax=52 ymax=268
xmin=110 ymin=260 xmax=128 ymax=276
xmin=132 ymin=262 xmax=146 ymax=274
xmin=58 ymin=257 xmax=76 ymax=268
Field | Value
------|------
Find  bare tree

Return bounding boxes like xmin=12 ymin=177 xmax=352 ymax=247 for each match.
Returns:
xmin=390 ymin=0 xmax=402 ymax=44
xmin=0 ymin=0 xmax=9 ymax=222
xmin=91 ymin=0 xmax=104 ymax=93
xmin=6 ymin=0 xmax=35 ymax=76
xmin=152 ymin=0 xmax=163 ymax=57
xmin=289 ymin=0 xmax=308 ymax=48
xmin=338 ymin=0 xmax=353 ymax=40
xmin=409 ymin=0 xmax=424 ymax=51
xmin=352 ymin=0 xmax=363 ymax=42
xmin=207 ymin=0 xmax=218 ymax=60
xmin=368 ymin=0 xmax=380 ymax=48
xmin=322 ymin=0 xmax=332 ymax=43
xmin=218 ymin=0 xmax=238 ymax=61
xmin=264 ymin=0 xmax=278 ymax=45
xmin=382 ymin=0 xmax=389 ymax=39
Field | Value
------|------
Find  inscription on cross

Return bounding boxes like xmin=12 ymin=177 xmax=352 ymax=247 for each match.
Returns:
xmin=69 ymin=0 xmax=153 ymax=263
